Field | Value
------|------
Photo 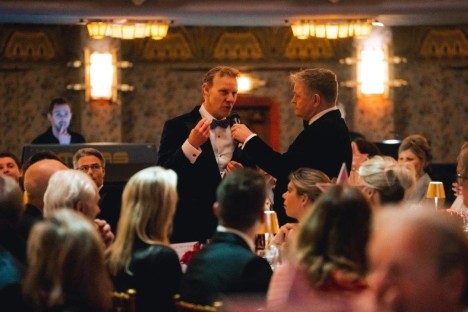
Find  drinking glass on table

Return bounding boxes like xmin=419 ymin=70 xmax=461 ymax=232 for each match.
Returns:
xmin=256 ymin=210 xmax=281 ymax=270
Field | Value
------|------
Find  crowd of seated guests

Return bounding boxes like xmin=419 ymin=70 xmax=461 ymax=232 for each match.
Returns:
xmin=0 ymin=139 xmax=466 ymax=312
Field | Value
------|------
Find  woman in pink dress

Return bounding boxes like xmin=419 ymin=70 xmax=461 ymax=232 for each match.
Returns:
xmin=267 ymin=185 xmax=372 ymax=311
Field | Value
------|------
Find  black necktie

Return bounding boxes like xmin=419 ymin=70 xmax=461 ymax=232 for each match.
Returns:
xmin=210 ymin=119 xmax=230 ymax=129
xmin=303 ymin=120 xmax=309 ymax=129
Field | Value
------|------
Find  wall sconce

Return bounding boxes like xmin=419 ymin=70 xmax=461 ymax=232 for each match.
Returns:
xmin=340 ymin=48 xmax=408 ymax=96
xmin=237 ymin=75 xmax=267 ymax=93
xmin=289 ymin=19 xmax=376 ymax=40
xmin=358 ymin=46 xmax=388 ymax=95
xmin=85 ymin=20 xmax=170 ymax=40
xmin=67 ymin=49 xmax=134 ymax=103
xmin=85 ymin=49 xmax=117 ymax=101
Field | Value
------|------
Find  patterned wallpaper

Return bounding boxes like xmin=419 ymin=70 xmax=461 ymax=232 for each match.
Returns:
xmin=0 ymin=25 xmax=466 ymax=165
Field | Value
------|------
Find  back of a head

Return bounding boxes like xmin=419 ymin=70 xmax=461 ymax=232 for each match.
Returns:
xmin=20 ymin=151 xmax=66 ymax=191
xmin=295 ymin=185 xmax=372 ymax=285
xmin=216 ymin=168 xmax=266 ymax=232
xmin=290 ymin=68 xmax=338 ymax=105
xmin=24 ymin=209 xmax=112 ymax=311
xmin=373 ymin=208 xmax=468 ymax=305
xmin=120 ymin=166 xmax=178 ymax=243
xmin=353 ymin=138 xmax=381 ymax=157
xmin=107 ymin=166 xmax=178 ymax=275
xmin=289 ymin=168 xmax=331 ymax=203
xmin=23 ymin=158 xmax=68 ymax=209
xmin=43 ymin=169 xmax=98 ymax=218
xmin=359 ymin=155 xmax=416 ymax=204
xmin=0 ymin=175 xmax=24 ymax=226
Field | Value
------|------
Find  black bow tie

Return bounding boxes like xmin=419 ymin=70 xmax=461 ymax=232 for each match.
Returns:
xmin=210 ymin=118 xmax=230 ymax=129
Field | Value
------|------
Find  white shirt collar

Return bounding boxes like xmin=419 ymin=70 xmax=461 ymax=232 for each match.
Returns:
xmin=200 ymin=104 xmax=228 ymax=121
xmin=216 ymin=225 xmax=255 ymax=252
xmin=308 ymin=106 xmax=339 ymax=126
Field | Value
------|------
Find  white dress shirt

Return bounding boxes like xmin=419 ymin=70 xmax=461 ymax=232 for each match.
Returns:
xmin=182 ymin=105 xmax=234 ymax=177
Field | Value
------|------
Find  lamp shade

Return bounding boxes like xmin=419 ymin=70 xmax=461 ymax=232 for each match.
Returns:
xmin=426 ymin=181 xmax=446 ymax=199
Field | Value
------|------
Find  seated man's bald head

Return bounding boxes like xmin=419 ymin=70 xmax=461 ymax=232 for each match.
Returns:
xmin=23 ymin=159 xmax=68 ymax=211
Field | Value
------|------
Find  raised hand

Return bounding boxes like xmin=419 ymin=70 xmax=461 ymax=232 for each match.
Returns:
xmin=188 ymin=118 xmax=211 ymax=149
xmin=231 ymin=123 xmax=253 ymax=144
xmin=58 ymin=126 xmax=71 ymax=144
xmin=94 ymin=218 xmax=115 ymax=248
xmin=225 ymin=160 xmax=244 ymax=174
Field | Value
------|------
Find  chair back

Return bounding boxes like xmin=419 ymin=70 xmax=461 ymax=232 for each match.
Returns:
xmin=174 ymin=294 xmax=223 ymax=312
xmin=112 ymin=289 xmax=137 ymax=312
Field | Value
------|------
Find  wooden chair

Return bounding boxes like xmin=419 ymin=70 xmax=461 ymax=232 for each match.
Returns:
xmin=111 ymin=289 xmax=137 ymax=312
xmin=174 ymin=294 xmax=223 ymax=312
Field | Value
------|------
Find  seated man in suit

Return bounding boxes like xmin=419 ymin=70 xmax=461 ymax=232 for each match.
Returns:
xmin=73 ymin=148 xmax=122 ymax=233
xmin=179 ymin=168 xmax=273 ymax=307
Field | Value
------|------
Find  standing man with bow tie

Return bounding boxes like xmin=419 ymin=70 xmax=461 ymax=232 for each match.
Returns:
xmin=158 ymin=66 xmax=253 ymax=244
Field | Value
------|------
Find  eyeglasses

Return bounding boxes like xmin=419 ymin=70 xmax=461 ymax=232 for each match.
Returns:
xmin=77 ymin=164 xmax=102 ymax=172
xmin=456 ymin=173 xmax=468 ymax=185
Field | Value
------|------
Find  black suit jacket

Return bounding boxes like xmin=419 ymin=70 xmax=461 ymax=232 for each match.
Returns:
xmin=97 ymin=184 xmax=123 ymax=234
xmin=31 ymin=127 xmax=86 ymax=144
xmin=112 ymin=238 xmax=182 ymax=312
xmin=179 ymin=231 xmax=272 ymax=306
xmin=244 ymin=110 xmax=352 ymax=224
xmin=157 ymin=106 xmax=253 ymax=243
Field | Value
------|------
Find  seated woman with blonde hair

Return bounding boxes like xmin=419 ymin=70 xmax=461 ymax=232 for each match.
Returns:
xmin=358 ymin=155 xmax=416 ymax=208
xmin=271 ymin=168 xmax=331 ymax=248
xmin=23 ymin=209 xmax=112 ymax=312
xmin=267 ymin=185 xmax=372 ymax=310
xmin=105 ymin=166 xmax=182 ymax=312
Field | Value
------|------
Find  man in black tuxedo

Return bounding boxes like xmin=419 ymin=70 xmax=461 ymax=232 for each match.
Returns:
xmin=179 ymin=168 xmax=272 ymax=306
xmin=232 ymin=68 xmax=352 ymax=225
xmin=157 ymin=66 xmax=252 ymax=243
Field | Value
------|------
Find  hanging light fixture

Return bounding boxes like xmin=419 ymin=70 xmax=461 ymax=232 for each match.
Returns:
xmin=290 ymin=19 xmax=378 ymax=40
xmin=85 ymin=20 xmax=170 ymax=40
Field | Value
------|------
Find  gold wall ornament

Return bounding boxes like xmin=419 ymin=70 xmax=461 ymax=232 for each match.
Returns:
xmin=4 ymin=31 xmax=55 ymax=60
xmin=420 ymin=29 xmax=468 ymax=58
xmin=142 ymin=32 xmax=193 ymax=61
xmin=285 ymin=36 xmax=334 ymax=59
xmin=213 ymin=32 xmax=263 ymax=60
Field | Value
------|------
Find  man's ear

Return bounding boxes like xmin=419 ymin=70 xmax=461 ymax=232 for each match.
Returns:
xmin=202 ymin=83 xmax=210 ymax=98
xmin=213 ymin=202 xmax=220 ymax=218
xmin=47 ymin=113 xmax=53 ymax=123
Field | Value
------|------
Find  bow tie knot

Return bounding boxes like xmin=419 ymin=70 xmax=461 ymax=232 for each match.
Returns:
xmin=210 ymin=118 xmax=230 ymax=129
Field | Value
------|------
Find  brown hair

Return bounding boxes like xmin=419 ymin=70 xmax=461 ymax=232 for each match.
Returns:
xmin=398 ymin=134 xmax=432 ymax=165
xmin=23 ymin=209 xmax=112 ymax=311
xmin=294 ymin=185 xmax=372 ymax=288
xmin=202 ymin=66 xmax=240 ymax=86
xmin=290 ymin=68 xmax=338 ymax=105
